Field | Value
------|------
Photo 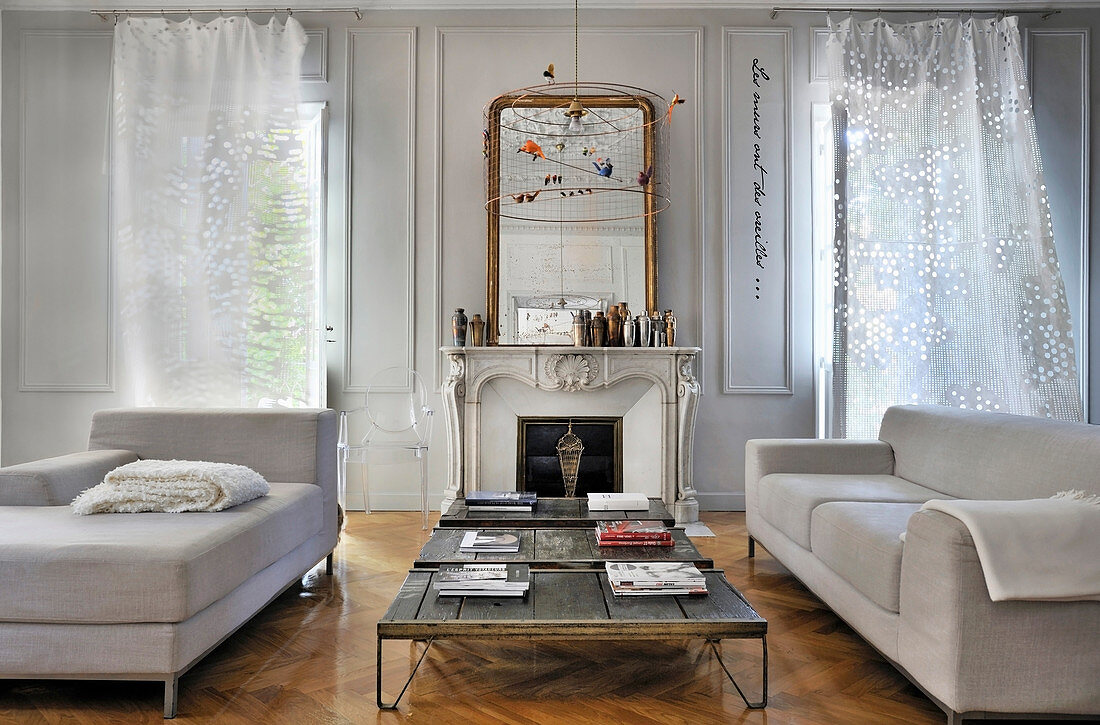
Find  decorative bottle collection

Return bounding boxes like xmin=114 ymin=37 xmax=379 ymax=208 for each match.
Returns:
xmin=448 ymin=305 xmax=679 ymax=348
xmin=565 ymin=304 xmax=678 ymax=348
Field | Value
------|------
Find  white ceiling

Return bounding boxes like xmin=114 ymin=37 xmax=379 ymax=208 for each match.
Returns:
xmin=1 ymin=0 xmax=1097 ymax=12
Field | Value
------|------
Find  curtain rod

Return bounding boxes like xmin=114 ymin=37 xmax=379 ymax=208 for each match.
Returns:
xmin=92 ymin=7 xmax=362 ymax=21
xmin=770 ymin=7 xmax=1061 ymax=19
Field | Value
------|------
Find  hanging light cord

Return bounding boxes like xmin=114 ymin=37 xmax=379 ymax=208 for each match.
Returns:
xmin=573 ymin=0 xmax=579 ymax=96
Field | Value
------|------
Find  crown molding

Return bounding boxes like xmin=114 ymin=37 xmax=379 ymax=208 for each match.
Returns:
xmin=5 ymin=0 xmax=1100 ymax=12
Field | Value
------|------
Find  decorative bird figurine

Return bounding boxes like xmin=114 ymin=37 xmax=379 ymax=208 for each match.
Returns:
xmin=667 ymin=92 xmax=686 ymax=125
xmin=593 ymin=157 xmax=613 ymax=177
xmin=543 ymin=63 xmax=555 ymax=84
xmin=581 ymin=146 xmax=596 ymax=156
xmin=637 ymin=165 xmax=654 ymax=187
xmin=518 ymin=139 xmax=546 ymax=159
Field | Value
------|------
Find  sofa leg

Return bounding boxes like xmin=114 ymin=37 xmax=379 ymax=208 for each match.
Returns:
xmin=326 ymin=552 xmax=334 ymax=575
xmin=164 ymin=676 xmax=178 ymax=719
xmin=748 ymin=536 xmax=755 ymax=558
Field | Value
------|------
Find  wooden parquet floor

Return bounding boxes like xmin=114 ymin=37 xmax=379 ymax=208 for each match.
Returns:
xmin=0 ymin=512 xmax=1019 ymax=724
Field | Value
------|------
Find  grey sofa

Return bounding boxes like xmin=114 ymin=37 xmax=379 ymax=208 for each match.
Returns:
xmin=746 ymin=404 xmax=1100 ymax=724
xmin=0 ymin=408 xmax=338 ymax=718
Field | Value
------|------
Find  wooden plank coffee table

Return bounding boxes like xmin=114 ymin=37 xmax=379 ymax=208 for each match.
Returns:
xmin=415 ymin=527 xmax=715 ymax=569
xmin=376 ymin=568 xmax=767 ymax=710
xmin=438 ymin=496 xmax=676 ymax=528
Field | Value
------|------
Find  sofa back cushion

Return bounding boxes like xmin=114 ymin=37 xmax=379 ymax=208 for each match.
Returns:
xmin=88 ymin=408 xmax=335 ymax=487
xmin=878 ymin=405 xmax=1100 ymax=499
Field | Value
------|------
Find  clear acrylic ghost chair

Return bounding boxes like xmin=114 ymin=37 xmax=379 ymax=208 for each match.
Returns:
xmin=338 ymin=367 xmax=434 ymax=529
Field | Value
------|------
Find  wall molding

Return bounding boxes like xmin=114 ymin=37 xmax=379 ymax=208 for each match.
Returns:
xmin=432 ymin=25 xmax=705 ymax=390
xmin=721 ymin=27 xmax=793 ymax=395
xmin=302 ymin=28 xmax=328 ymax=82
xmin=810 ymin=26 xmax=829 ymax=83
xmin=343 ymin=27 xmax=418 ymax=393
xmin=19 ymin=29 xmax=114 ymax=393
xmin=1025 ymin=27 xmax=1090 ymax=419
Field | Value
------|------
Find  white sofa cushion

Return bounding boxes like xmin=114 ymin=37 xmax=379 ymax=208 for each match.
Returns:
xmin=756 ymin=473 xmax=944 ymax=549
xmin=878 ymin=405 xmax=1100 ymax=500
xmin=0 ymin=482 xmax=321 ymax=624
xmin=811 ymin=502 xmax=922 ymax=612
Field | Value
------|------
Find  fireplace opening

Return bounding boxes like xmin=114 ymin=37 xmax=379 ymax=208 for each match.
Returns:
xmin=517 ymin=417 xmax=623 ymax=497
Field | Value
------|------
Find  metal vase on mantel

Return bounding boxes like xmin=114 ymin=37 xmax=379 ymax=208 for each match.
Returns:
xmin=556 ymin=421 xmax=584 ymax=498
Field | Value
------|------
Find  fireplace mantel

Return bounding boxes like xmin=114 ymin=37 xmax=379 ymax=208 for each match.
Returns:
xmin=440 ymin=346 xmax=701 ymax=524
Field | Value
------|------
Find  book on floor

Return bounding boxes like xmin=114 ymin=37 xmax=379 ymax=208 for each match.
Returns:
xmin=595 ymin=520 xmax=672 ymax=541
xmin=459 ymin=530 xmax=522 ymax=553
xmin=587 ymin=492 xmax=651 ymax=511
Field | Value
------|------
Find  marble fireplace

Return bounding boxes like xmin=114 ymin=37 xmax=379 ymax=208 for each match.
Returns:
xmin=440 ymin=346 xmax=701 ymax=524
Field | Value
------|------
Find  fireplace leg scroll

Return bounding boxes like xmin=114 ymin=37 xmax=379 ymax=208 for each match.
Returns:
xmin=673 ymin=352 xmax=701 ymax=525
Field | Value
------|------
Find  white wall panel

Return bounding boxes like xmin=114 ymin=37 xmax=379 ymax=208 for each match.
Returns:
xmin=19 ymin=30 xmax=112 ymax=391
xmin=1027 ymin=28 xmax=1090 ymax=418
xmin=435 ymin=26 xmax=703 ymax=386
xmin=722 ymin=27 xmax=792 ymax=394
xmin=344 ymin=28 xmax=416 ymax=391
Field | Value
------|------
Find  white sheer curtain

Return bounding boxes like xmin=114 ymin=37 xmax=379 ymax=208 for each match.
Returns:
xmin=112 ymin=17 xmax=320 ymax=407
xmin=827 ymin=16 xmax=1082 ymax=438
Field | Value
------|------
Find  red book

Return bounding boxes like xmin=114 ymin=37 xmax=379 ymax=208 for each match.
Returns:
xmin=596 ymin=535 xmax=675 ymax=547
xmin=596 ymin=520 xmax=673 ymax=541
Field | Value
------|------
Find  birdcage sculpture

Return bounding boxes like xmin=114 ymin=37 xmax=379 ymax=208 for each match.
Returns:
xmin=485 ymin=83 xmax=673 ymax=226
xmin=556 ymin=421 xmax=585 ymax=498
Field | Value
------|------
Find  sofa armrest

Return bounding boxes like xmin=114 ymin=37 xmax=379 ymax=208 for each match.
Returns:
xmin=898 ymin=509 xmax=1100 ymax=716
xmin=0 ymin=449 xmax=139 ymax=506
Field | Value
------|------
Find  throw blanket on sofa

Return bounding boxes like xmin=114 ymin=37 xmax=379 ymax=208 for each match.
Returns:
xmin=71 ymin=460 xmax=269 ymax=514
xmin=921 ymin=491 xmax=1100 ymax=602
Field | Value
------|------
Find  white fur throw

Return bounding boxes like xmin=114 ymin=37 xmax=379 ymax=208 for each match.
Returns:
xmin=71 ymin=460 xmax=269 ymax=515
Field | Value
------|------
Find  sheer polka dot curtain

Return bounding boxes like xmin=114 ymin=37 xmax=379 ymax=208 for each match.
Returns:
xmin=826 ymin=16 xmax=1082 ymax=438
xmin=111 ymin=17 xmax=321 ymax=407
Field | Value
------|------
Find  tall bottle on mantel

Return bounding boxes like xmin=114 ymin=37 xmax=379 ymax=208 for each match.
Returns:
xmin=638 ymin=314 xmax=652 ymax=348
xmin=607 ymin=306 xmax=622 ymax=347
xmin=591 ymin=311 xmax=608 ymax=346
xmin=664 ymin=309 xmax=677 ymax=347
xmin=572 ymin=311 xmax=587 ymax=346
xmin=451 ymin=308 xmax=468 ymax=346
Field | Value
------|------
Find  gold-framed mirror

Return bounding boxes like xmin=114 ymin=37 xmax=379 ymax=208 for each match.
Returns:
xmin=485 ymin=91 xmax=662 ymax=345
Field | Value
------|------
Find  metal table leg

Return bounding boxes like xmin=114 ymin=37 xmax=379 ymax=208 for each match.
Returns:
xmin=376 ymin=636 xmax=434 ymax=710
xmin=709 ymin=635 xmax=767 ymax=709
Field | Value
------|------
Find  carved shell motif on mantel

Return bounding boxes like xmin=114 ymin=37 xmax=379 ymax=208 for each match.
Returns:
xmin=543 ymin=353 xmax=599 ymax=392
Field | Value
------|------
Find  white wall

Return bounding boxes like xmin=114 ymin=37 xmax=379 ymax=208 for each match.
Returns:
xmin=2 ymin=8 xmax=1096 ymax=511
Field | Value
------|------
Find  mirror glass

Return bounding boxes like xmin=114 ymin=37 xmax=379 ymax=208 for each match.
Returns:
xmin=486 ymin=95 xmax=658 ymax=345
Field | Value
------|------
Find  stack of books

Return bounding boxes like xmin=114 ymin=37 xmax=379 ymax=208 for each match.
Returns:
xmin=587 ymin=492 xmax=651 ymax=511
xmin=459 ymin=530 xmax=522 ymax=553
xmin=604 ymin=561 xmax=708 ymax=596
xmin=464 ymin=490 xmax=537 ymax=512
xmin=595 ymin=520 xmax=674 ymax=547
xmin=434 ymin=563 xmax=530 ymax=597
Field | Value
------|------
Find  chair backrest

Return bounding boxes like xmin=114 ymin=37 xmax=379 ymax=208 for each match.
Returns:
xmin=359 ymin=367 xmax=433 ymax=446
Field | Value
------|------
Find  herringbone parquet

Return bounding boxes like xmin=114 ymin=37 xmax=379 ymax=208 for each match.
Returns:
xmin=1 ymin=513 xmax=959 ymax=724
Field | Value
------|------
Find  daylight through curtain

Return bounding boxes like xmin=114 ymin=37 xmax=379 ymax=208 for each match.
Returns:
xmin=112 ymin=16 xmax=320 ymax=407
xmin=827 ymin=16 xmax=1082 ymax=438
